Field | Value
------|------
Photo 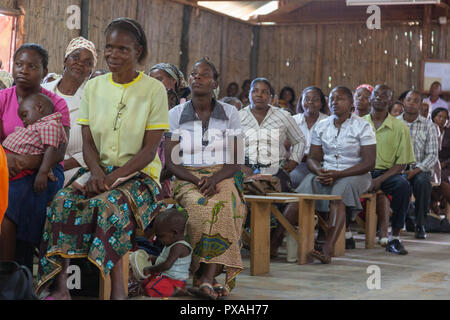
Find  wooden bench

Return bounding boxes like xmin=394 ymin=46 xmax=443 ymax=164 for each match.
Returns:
xmin=360 ymin=193 xmax=378 ymax=249
xmin=244 ymin=194 xmax=342 ymax=276
xmin=267 ymin=193 xmax=345 ymax=259
xmin=276 ymin=192 xmax=380 ymax=250
xmin=99 ymin=252 xmax=129 ymax=300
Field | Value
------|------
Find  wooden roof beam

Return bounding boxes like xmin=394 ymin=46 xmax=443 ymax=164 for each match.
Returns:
xmin=436 ymin=0 xmax=449 ymax=10
xmin=251 ymin=0 xmax=330 ymax=22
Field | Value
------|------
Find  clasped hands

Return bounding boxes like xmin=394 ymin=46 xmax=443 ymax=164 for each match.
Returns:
xmin=316 ymin=168 xmax=342 ymax=186
xmin=197 ymin=176 xmax=219 ymax=198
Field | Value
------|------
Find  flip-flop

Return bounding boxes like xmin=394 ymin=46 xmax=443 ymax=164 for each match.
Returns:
xmin=187 ymin=283 xmax=217 ymax=300
xmin=310 ymin=249 xmax=332 ymax=264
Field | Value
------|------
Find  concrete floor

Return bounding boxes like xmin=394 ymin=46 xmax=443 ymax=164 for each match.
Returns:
xmin=54 ymin=227 xmax=450 ymax=301
xmin=230 ymin=232 xmax=450 ymax=300
xmin=131 ymin=230 xmax=450 ymax=301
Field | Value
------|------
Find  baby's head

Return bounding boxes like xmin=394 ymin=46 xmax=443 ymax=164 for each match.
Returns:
xmin=420 ymin=102 xmax=430 ymax=118
xmin=154 ymin=208 xmax=187 ymax=246
xmin=18 ymin=93 xmax=54 ymax=127
xmin=389 ymin=101 xmax=404 ymax=118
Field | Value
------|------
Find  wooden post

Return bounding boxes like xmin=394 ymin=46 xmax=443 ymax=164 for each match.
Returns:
xmin=80 ymin=0 xmax=89 ymax=39
xmin=179 ymin=5 xmax=192 ymax=77
xmin=314 ymin=24 xmax=324 ymax=88
xmin=333 ymin=227 xmax=346 ymax=257
xmin=365 ymin=193 xmax=378 ymax=249
xmin=423 ymin=5 xmax=432 ymax=59
xmin=297 ymin=199 xmax=315 ymax=265
xmin=250 ymin=201 xmax=271 ymax=276
xmin=220 ymin=16 xmax=229 ymax=91
xmin=250 ymin=25 xmax=260 ymax=80
xmin=15 ymin=1 xmax=25 ymax=49
xmin=439 ymin=20 xmax=447 ymax=60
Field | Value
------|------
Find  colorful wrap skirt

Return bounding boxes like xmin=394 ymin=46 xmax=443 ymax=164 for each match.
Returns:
xmin=36 ymin=167 xmax=164 ymax=292
xmin=172 ymin=166 xmax=247 ymax=291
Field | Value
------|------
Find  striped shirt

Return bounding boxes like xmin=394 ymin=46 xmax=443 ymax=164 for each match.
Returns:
xmin=239 ymin=105 xmax=306 ymax=166
xmin=3 ymin=112 xmax=67 ymax=155
xmin=397 ymin=114 xmax=439 ymax=173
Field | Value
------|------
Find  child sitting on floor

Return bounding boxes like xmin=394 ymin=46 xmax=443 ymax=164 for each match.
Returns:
xmin=139 ymin=208 xmax=192 ymax=298
xmin=2 ymin=93 xmax=67 ymax=191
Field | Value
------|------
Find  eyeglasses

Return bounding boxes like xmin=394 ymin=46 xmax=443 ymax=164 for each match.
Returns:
xmin=114 ymin=102 xmax=127 ymax=131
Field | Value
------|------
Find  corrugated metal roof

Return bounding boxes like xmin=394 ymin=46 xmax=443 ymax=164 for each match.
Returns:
xmin=198 ymin=1 xmax=278 ymax=21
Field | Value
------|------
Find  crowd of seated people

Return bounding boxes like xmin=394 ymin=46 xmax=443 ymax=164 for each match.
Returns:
xmin=0 ymin=18 xmax=449 ymax=300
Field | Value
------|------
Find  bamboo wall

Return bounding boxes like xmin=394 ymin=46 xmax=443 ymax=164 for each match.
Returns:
xmin=1 ymin=0 xmax=16 ymax=9
xmin=4 ymin=0 xmax=450 ymax=101
xmin=7 ymin=0 xmax=252 ymax=96
xmin=17 ymin=0 xmax=81 ymax=71
xmin=257 ymin=23 xmax=435 ymax=100
xmin=258 ymin=25 xmax=317 ymax=101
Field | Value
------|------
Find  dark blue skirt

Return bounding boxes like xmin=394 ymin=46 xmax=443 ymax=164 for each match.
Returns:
xmin=5 ymin=165 xmax=64 ymax=246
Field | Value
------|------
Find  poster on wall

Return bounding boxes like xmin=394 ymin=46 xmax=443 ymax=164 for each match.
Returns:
xmin=422 ymin=60 xmax=450 ymax=92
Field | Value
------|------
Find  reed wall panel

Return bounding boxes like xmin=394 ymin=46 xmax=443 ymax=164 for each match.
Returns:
xmin=17 ymin=0 xmax=81 ymax=73
xmin=10 ymin=0 xmax=450 ymax=100
xmin=258 ymin=25 xmax=317 ymax=100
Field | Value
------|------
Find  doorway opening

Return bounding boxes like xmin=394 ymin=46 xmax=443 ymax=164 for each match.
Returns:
xmin=0 ymin=13 xmax=18 ymax=73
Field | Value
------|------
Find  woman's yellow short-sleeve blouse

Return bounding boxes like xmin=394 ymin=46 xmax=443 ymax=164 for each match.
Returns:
xmin=77 ymin=72 xmax=169 ymax=182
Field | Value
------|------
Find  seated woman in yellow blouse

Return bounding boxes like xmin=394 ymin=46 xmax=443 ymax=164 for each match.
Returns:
xmin=37 ymin=18 xmax=169 ymax=300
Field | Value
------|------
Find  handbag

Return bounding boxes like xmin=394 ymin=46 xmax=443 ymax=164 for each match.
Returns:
xmin=243 ymin=175 xmax=282 ymax=195
xmin=0 ymin=261 xmax=38 ymax=300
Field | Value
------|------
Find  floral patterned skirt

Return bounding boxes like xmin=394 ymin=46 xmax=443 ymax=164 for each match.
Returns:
xmin=36 ymin=167 xmax=164 ymax=293
xmin=172 ymin=166 xmax=247 ymax=290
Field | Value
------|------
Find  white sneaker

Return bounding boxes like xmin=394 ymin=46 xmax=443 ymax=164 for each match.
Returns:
xmin=378 ymin=237 xmax=389 ymax=247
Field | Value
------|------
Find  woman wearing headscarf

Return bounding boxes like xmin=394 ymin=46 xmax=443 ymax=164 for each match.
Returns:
xmin=147 ymin=63 xmax=190 ymax=198
xmin=148 ymin=63 xmax=190 ymax=109
xmin=42 ymin=36 xmax=97 ymax=185
xmin=354 ymin=84 xmax=374 ymax=117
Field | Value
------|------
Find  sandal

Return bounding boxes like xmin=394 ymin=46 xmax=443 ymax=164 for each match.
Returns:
xmin=310 ymin=249 xmax=332 ymax=264
xmin=187 ymin=283 xmax=217 ymax=300
xmin=213 ymin=283 xmax=230 ymax=300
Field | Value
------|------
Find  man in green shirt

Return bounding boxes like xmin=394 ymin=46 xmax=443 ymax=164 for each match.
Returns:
xmin=364 ymin=84 xmax=415 ymax=255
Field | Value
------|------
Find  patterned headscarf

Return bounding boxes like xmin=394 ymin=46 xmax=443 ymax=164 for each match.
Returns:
xmin=149 ymin=63 xmax=189 ymax=96
xmin=0 ymin=71 xmax=13 ymax=88
xmin=65 ymin=36 xmax=97 ymax=68
xmin=356 ymin=84 xmax=374 ymax=93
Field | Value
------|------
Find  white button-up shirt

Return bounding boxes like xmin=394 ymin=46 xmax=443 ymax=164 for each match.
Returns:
xmin=168 ymin=100 xmax=242 ymax=167
xmin=311 ymin=113 xmax=376 ymax=171
xmin=293 ymin=112 xmax=328 ymax=155
xmin=423 ymin=97 xmax=449 ymax=113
